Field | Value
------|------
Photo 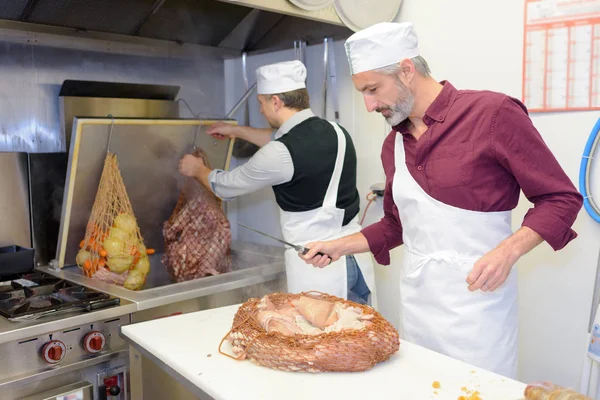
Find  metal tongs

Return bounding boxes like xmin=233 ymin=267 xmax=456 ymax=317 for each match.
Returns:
xmin=9 ymin=298 xmax=121 ymax=322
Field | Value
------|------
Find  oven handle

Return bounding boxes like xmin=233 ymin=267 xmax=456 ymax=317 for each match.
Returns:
xmin=0 ymin=349 xmax=127 ymax=389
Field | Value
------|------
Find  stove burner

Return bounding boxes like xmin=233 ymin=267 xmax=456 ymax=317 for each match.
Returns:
xmin=30 ymin=296 xmax=62 ymax=309
xmin=0 ymin=292 xmax=15 ymax=301
xmin=0 ymin=273 xmax=110 ymax=319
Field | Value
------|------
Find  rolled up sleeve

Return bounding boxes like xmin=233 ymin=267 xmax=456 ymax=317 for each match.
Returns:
xmin=361 ymin=131 xmax=404 ymax=265
xmin=492 ymin=97 xmax=583 ymax=250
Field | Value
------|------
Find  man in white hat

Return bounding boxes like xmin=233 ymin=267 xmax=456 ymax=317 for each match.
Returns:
xmin=179 ymin=60 xmax=377 ymax=308
xmin=301 ymin=22 xmax=582 ymax=378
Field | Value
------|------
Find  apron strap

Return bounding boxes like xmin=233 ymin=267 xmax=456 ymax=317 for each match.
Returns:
xmin=322 ymin=121 xmax=347 ymax=209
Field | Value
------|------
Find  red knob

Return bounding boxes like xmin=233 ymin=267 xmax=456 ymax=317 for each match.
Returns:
xmin=49 ymin=346 xmax=62 ymax=361
xmin=42 ymin=340 xmax=66 ymax=364
xmin=83 ymin=331 xmax=105 ymax=353
xmin=90 ymin=337 xmax=102 ymax=351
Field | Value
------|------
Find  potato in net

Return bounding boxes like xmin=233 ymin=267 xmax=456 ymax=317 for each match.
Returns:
xmin=76 ymin=153 xmax=153 ymax=291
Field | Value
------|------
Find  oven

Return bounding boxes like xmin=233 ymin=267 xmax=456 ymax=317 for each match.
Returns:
xmin=0 ymin=314 xmax=130 ymax=400
xmin=0 ymin=245 xmax=131 ymax=400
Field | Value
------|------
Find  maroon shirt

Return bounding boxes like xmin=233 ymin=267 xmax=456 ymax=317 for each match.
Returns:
xmin=361 ymin=81 xmax=583 ymax=266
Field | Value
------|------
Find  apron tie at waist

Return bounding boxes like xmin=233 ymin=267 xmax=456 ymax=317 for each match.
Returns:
xmin=404 ymin=248 xmax=470 ymax=279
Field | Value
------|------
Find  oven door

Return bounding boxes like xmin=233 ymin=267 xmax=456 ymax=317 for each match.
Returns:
xmin=19 ymin=381 xmax=93 ymax=400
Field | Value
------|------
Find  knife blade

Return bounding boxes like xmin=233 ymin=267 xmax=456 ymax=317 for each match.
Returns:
xmin=237 ymin=223 xmax=328 ymax=258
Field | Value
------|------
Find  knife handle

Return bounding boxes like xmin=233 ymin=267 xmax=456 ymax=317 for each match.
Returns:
xmin=86 ymin=298 xmax=120 ymax=311
xmin=300 ymin=247 xmax=328 ymax=258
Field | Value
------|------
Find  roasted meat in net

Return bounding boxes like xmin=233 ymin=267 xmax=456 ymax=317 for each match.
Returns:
xmin=219 ymin=292 xmax=400 ymax=373
xmin=162 ymin=148 xmax=232 ymax=282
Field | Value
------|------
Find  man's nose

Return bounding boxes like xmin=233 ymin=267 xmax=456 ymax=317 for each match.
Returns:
xmin=363 ymin=95 xmax=378 ymax=113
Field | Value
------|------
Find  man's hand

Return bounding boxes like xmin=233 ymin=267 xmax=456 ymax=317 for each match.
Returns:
xmin=206 ymin=122 xmax=237 ymax=140
xmin=466 ymin=226 xmax=543 ymax=292
xmin=179 ymin=154 xmax=207 ymax=178
xmin=466 ymin=246 xmax=518 ymax=292
xmin=300 ymin=241 xmax=340 ymax=268
xmin=299 ymin=233 xmax=371 ymax=269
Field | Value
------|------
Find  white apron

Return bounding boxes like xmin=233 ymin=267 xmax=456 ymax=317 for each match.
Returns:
xmin=279 ymin=122 xmax=378 ymax=310
xmin=392 ymin=133 xmax=519 ymax=378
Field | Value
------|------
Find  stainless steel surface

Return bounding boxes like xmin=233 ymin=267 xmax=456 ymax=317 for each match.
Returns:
xmin=0 ymin=38 xmax=228 ymax=153
xmin=231 ymin=53 xmax=259 ymax=158
xmin=327 ymin=37 xmax=340 ymax=122
xmin=322 ymin=37 xmax=329 ymax=119
xmin=0 ymin=298 xmax=135 ymax=345
xmin=59 ymin=79 xmax=180 ymax=148
xmin=0 ymin=152 xmax=31 ymax=249
xmin=60 ymin=97 xmax=179 ymax=149
xmin=1 ymin=353 xmax=126 ymax=389
xmin=41 ymin=241 xmax=285 ymax=311
xmin=19 ymin=381 xmax=94 ymax=400
xmin=0 ymin=350 xmax=126 ymax=390
xmin=55 ymin=117 xmax=236 ymax=269
xmin=0 ymin=0 xmax=352 ymax=53
xmin=125 ymin=337 xmax=212 ymax=400
xmin=0 ymin=314 xmax=129 ymax=386
xmin=226 ymin=82 xmax=257 ymax=119
xmin=96 ymin=364 xmax=129 ymax=400
xmin=9 ymin=298 xmax=121 ymax=322
xmin=242 ymin=51 xmax=249 ymax=125
xmin=294 ymin=40 xmax=307 ymax=64
xmin=1 ymin=353 xmax=129 ymax=400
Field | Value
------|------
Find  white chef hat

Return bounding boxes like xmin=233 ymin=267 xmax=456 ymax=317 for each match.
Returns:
xmin=255 ymin=60 xmax=307 ymax=95
xmin=344 ymin=22 xmax=420 ymax=75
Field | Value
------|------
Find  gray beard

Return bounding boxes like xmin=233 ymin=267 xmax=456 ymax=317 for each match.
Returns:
xmin=379 ymin=79 xmax=415 ymax=126
xmin=385 ymin=96 xmax=414 ymax=126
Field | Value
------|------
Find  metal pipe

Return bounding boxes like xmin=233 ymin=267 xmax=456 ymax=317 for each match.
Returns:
xmin=588 ymin=248 xmax=600 ymax=333
xmin=327 ymin=37 xmax=340 ymax=122
xmin=294 ymin=40 xmax=306 ymax=65
xmin=225 ymin=82 xmax=257 ymax=119
xmin=242 ymin=52 xmax=250 ymax=125
xmin=323 ymin=38 xmax=329 ymax=119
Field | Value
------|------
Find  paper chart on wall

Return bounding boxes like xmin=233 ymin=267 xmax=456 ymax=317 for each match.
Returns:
xmin=522 ymin=0 xmax=600 ymax=112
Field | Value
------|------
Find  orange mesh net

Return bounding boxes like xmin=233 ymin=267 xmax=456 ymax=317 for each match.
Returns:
xmin=219 ymin=292 xmax=400 ymax=373
xmin=524 ymin=381 xmax=593 ymax=399
xmin=76 ymin=153 xmax=152 ymax=291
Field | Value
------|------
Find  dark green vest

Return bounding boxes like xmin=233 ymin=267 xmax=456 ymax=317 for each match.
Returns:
xmin=272 ymin=116 xmax=360 ymax=226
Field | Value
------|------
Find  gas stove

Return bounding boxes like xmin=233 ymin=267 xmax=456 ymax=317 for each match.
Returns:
xmin=0 ymin=271 xmax=115 ymax=321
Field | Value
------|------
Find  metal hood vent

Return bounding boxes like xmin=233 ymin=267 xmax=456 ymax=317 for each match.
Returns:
xmin=0 ymin=0 xmax=354 ymax=54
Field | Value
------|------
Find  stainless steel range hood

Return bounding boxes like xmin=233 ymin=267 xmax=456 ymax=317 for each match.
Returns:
xmin=0 ymin=0 xmax=354 ymax=55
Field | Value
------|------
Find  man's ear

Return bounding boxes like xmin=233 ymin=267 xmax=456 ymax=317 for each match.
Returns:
xmin=399 ymin=59 xmax=416 ymax=83
xmin=271 ymin=95 xmax=283 ymax=111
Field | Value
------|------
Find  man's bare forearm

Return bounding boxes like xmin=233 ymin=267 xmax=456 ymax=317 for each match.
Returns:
xmin=333 ymin=232 xmax=371 ymax=256
xmin=498 ymin=226 xmax=544 ymax=261
xmin=194 ymin=166 xmax=213 ymax=193
xmin=235 ymin=126 xmax=274 ymax=147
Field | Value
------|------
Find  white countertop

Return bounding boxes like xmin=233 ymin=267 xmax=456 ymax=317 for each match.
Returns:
xmin=121 ymin=304 xmax=528 ymax=400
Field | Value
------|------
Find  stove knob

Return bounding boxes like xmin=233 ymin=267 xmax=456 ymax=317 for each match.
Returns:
xmin=42 ymin=340 xmax=66 ymax=364
xmin=83 ymin=331 xmax=106 ymax=353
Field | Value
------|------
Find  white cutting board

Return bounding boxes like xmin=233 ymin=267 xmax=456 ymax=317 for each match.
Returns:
xmin=121 ymin=304 xmax=527 ymax=400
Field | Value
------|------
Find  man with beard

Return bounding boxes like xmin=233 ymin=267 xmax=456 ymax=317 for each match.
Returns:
xmin=300 ymin=22 xmax=582 ymax=378
xmin=179 ymin=60 xmax=377 ymax=308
